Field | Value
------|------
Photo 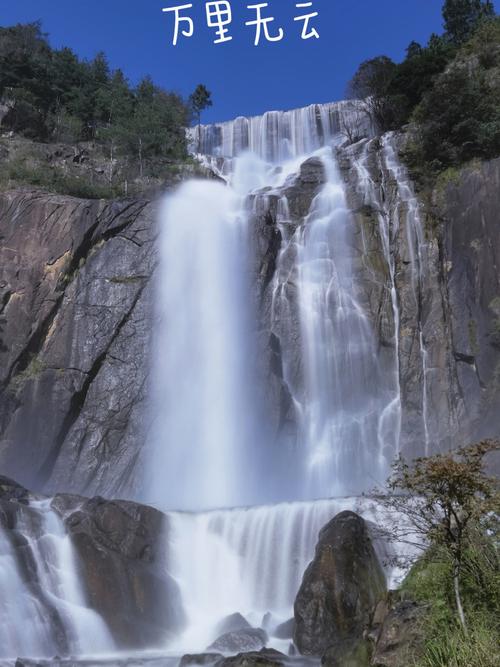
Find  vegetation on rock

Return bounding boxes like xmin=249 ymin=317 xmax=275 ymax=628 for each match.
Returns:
xmin=381 ymin=441 xmax=500 ymax=666
xmin=0 ymin=22 xmax=210 ymax=188
xmin=348 ymin=1 xmax=500 ymax=176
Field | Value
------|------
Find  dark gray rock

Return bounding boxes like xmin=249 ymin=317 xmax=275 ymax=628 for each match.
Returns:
xmin=215 ymin=613 xmax=252 ymax=636
xmin=215 ymin=648 xmax=286 ymax=667
xmin=51 ymin=493 xmax=185 ymax=649
xmin=293 ymin=511 xmax=386 ymax=656
xmin=321 ymin=638 xmax=371 ymax=667
xmin=0 ymin=190 xmax=156 ymax=498
xmin=370 ymin=599 xmax=427 ymax=667
xmin=180 ymin=653 xmax=224 ymax=667
xmin=209 ymin=628 xmax=268 ymax=653
xmin=273 ymin=618 xmax=295 ymax=640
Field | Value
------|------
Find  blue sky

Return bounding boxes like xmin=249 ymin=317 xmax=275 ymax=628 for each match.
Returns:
xmin=1 ymin=1 xmax=499 ymax=123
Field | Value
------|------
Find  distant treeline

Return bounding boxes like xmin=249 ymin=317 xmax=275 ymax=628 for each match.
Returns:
xmin=0 ymin=22 xmax=193 ymax=166
xmin=348 ymin=0 xmax=500 ymax=175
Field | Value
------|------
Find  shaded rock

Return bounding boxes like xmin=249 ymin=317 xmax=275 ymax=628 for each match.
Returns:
xmin=52 ymin=493 xmax=185 ymax=650
xmin=274 ymin=618 xmax=295 ymax=639
xmin=371 ymin=600 xmax=427 ymax=667
xmin=215 ymin=612 xmax=252 ymax=636
xmin=0 ymin=475 xmax=30 ymax=503
xmin=322 ymin=639 xmax=371 ymax=667
xmin=180 ymin=653 xmax=224 ymax=667
xmin=294 ymin=511 xmax=386 ymax=656
xmin=209 ymin=628 xmax=268 ymax=653
xmin=216 ymin=648 xmax=286 ymax=667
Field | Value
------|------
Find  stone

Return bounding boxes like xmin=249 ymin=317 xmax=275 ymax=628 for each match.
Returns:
xmin=273 ymin=618 xmax=295 ymax=639
xmin=208 ymin=628 xmax=268 ymax=653
xmin=215 ymin=613 xmax=252 ymax=636
xmin=293 ymin=511 xmax=386 ymax=656
xmin=215 ymin=648 xmax=286 ymax=667
xmin=370 ymin=600 xmax=427 ymax=667
xmin=51 ymin=493 xmax=185 ymax=650
xmin=180 ymin=653 xmax=224 ymax=667
xmin=322 ymin=639 xmax=371 ymax=667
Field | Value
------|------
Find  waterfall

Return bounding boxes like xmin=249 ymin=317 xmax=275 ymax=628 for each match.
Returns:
xmin=146 ymin=102 xmax=425 ymax=653
xmin=145 ymin=180 xmax=259 ymax=511
xmin=165 ymin=497 xmax=404 ymax=653
xmin=381 ymin=133 xmax=431 ymax=451
xmin=0 ymin=500 xmax=114 ymax=659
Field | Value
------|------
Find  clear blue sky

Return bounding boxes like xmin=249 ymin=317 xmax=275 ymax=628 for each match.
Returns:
xmin=1 ymin=1 xmax=499 ymax=123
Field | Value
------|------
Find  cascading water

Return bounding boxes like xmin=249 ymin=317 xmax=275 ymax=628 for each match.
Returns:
xmin=145 ymin=180 xmax=260 ymax=512
xmin=380 ymin=133 xmax=431 ymax=452
xmin=165 ymin=497 xmax=404 ymax=653
xmin=146 ymin=100 xmax=417 ymax=654
xmin=0 ymin=499 xmax=113 ymax=659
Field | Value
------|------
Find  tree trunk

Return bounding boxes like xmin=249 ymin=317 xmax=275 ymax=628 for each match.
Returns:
xmin=453 ymin=562 xmax=467 ymax=634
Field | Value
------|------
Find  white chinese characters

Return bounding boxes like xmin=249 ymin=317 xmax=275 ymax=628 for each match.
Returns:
xmin=162 ymin=1 xmax=320 ymax=45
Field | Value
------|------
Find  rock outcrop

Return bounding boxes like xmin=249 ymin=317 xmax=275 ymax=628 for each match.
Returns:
xmin=0 ymin=477 xmax=184 ymax=653
xmin=0 ymin=189 xmax=155 ymax=497
xmin=52 ymin=493 xmax=185 ymax=649
xmin=293 ymin=511 xmax=386 ymax=657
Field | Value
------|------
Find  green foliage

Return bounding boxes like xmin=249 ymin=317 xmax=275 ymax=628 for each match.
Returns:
xmin=402 ymin=534 xmax=500 ymax=667
xmin=411 ymin=20 xmax=500 ymax=171
xmin=443 ymin=0 xmax=495 ymax=45
xmin=0 ymin=22 xmax=199 ymax=172
xmin=0 ymin=155 xmax=119 ymax=199
xmin=188 ymin=84 xmax=212 ymax=124
xmin=347 ymin=3 xmax=500 ymax=173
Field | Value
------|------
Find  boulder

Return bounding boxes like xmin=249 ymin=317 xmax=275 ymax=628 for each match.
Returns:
xmin=371 ymin=600 xmax=427 ymax=667
xmin=293 ymin=511 xmax=386 ymax=656
xmin=51 ymin=494 xmax=185 ymax=650
xmin=180 ymin=653 xmax=224 ymax=667
xmin=216 ymin=648 xmax=286 ymax=667
xmin=322 ymin=639 xmax=371 ymax=667
xmin=273 ymin=618 xmax=295 ymax=640
xmin=209 ymin=628 xmax=268 ymax=653
xmin=215 ymin=613 xmax=252 ymax=636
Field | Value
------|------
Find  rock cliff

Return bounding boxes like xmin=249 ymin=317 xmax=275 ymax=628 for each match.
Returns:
xmin=1 ymin=139 xmax=499 ymax=497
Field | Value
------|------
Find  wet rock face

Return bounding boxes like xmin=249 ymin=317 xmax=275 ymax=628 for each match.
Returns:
xmin=440 ymin=158 xmax=500 ymax=443
xmin=293 ymin=511 xmax=386 ymax=657
xmin=0 ymin=190 xmax=155 ymax=497
xmin=52 ymin=493 xmax=185 ymax=649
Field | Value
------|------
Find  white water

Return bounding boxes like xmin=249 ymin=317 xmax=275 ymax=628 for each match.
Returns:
xmin=381 ymin=133 xmax=431 ymax=451
xmin=165 ymin=497 xmax=404 ymax=653
xmin=0 ymin=500 xmax=113 ymax=659
xmin=146 ymin=102 xmax=420 ymax=654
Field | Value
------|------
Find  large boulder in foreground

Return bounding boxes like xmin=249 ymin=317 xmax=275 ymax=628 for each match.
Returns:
xmin=293 ymin=511 xmax=386 ymax=657
xmin=51 ymin=493 xmax=185 ymax=649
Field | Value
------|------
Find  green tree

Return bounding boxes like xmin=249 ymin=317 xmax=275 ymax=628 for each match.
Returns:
xmin=189 ymin=84 xmax=212 ymax=152
xmin=188 ymin=83 xmax=212 ymax=126
xmin=443 ymin=0 xmax=495 ymax=44
xmin=347 ymin=56 xmax=398 ymax=131
xmin=383 ymin=441 xmax=499 ymax=633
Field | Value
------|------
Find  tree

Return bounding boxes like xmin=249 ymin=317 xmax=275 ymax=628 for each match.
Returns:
xmin=188 ymin=83 xmax=212 ymax=152
xmin=189 ymin=83 xmax=212 ymax=126
xmin=346 ymin=56 xmax=398 ymax=131
xmin=381 ymin=441 xmax=499 ymax=633
xmin=443 ymin=0 xmax=495 ymax=44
